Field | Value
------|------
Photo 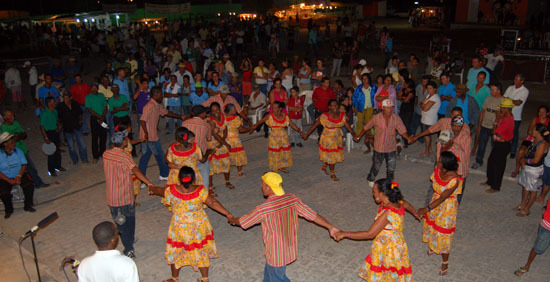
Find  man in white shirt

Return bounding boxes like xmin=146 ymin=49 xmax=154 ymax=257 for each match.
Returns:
xmin=173 ymin=63 xmax=194 ymax=86
xmin=23 ymin=61 xmax=38 ymax=106
xmin=77 ymin=221 xmax=139 ymax=282
xmin=504 ymin=73 xmax=529 ymax=158
xmin=484 ymin=49 xmax=504 ymax=72
xmin=4 ymin=64 xmax=23 ymax=108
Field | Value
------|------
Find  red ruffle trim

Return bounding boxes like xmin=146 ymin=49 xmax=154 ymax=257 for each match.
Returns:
xmin=270 ymin=113 xmax=287 ymax=124
xmin=318 ymin=144 xmax=344 ymax=153
xmin=170 ymin=143 xmax=197 ymax=157
xmin=169 ymin=185 xmax=203 ymax=200
xmin=433 ymin=168 xmax=464 ymax=186
xmin=226 ymin=115 xmax=238 ymax=122
xmin=209 ymin=152 xmax=229 ymax=160
xmin=323 ymin=112 xmax=345 ymax=123
xmin=229 ymin=147 xmax=244 ymax=153
xmin=424 ymin=214 xmax=456 ymax=234
xmin=268 ymin=146 xmax=291 ymax=152
xmin=166 ymin=231 xmax=214 ymax=251
xmin=377 ymin=203 xmax=405 ymax=215
xmin=365 ymin=255 xmax=412 ymax=275
xmin=208 ymin=114 xmax=225 ymax=127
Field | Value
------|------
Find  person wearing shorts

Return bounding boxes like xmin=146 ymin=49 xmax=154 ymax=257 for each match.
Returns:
xmin=514 ymin=197 xmax=550 ymax=276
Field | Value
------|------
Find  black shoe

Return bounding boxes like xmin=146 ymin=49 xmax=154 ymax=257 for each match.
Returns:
xmin=24 ymin=207 xmax=36 ymax=213
xmin=510 ymin=154 xmax=516 ymax=159
xmin=297 ymin=143 xmax=303 ymax=147
xmin=4 ymin=212 xmax=12 ymax=219
xmin=291 ymin=143 xmax=295 ymax=147
xmin=57 ymin=167 xmax=66 ymax=172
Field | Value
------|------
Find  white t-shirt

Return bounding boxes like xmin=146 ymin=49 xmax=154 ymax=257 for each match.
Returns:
xmin=504 ymin=85 xmax=529 ymax=121
xmin=421 ymin=94 xmax=441 ymax=126
xmin=77 ymin=250 xmax=139 ymax=282
xmin=484 ymin=54 xmax=504 ymax=71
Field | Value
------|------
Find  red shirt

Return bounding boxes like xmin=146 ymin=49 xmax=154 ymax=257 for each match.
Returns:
xmin=70 ymin=82 xmax=91 ymax=105
xmin=288 ymin=96 xmax=304 ymax=119
xmin=494 ymin=115 xmax=514 ymax=141
xmin=312 ymin=87 xmax=336 ymax=112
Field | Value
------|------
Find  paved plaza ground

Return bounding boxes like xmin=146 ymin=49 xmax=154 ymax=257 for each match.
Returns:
xmin=1 ymin=18 xmax=550 ymax=281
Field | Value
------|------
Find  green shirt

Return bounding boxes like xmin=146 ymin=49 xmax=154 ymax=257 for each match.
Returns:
xmin=108 ymin=95 xmax=129 ymax=118
xmin=0 ymin=121 xmax=28 ymax=154
xmin=40 ymin=108 xmax=58 ymax=131
xmin=85 ymin=93 xmax=107 ymax=116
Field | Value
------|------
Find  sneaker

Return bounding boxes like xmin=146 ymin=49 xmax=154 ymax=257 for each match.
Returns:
xmin=125 ymin=250 xmax=136 ymax=259
xmin=24 ymin=207 xmax=36 ymax=213
xmin=140 ymin=183 xmax=148 ymax=189
xmin=48 ymin=171 xmax=58 ymax=177
xmin=159 ymin=176 xmax=169 ymax=181
xmin=368 ymin=181 xmax=374 ymax=188
xmin=471 ymin=163 xmax=481 ymax=169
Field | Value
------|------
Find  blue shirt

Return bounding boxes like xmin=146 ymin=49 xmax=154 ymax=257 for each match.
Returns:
xmin=113 ymin=77 xmax=130 ymax=100
xmin=38 ymin=86 xmax=60 ymax=105
xmin=207 ymin=81 xmax=225 ymax=93
xmin=437 ymin=82 xmax=456 ymax=115
xmin=0 ymin=148 xmax=27 ymax=178
xmin=166 ymin=84 xmax=182 ymax=107
xmin=66 ymin=65 xmax=80 ymax=85
xmin=455 ymin=96 xmax=470 ymax=125
xmin=189 ymin=91 xmax=209 ymax=106
xmin=466 ymin=67 xmax=490 ymax=91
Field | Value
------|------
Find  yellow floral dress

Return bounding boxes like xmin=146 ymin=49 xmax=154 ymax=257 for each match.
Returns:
xmin=124 ymin=140 xmax=141 ymax=195
xmin=207 ymin=115 xmax=230 ymax=175
xmin=319 ymin=112 xmax=346 ymax=164
xmin=162 ymin=185 xmax=218 ymax=270
xmin=422 ymin=168 xmax=463 ymax=254
xmin=225 ymin=115 xmax=247 ymax=167
xmin=166 ymin=143 xmax=203 ymax=186
xmin=266 ymin=113 xmax=293 ymax=171
xmin=359 ymin=204 xmax=412 ymax=282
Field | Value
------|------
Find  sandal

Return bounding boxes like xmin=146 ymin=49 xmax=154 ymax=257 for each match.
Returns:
xmin=237 ymin=171 xmax=245 ymax=177
xmin=163 ymin=277 xmax=178 ymax=282
xmin=440 ymin=261 xmax=448 ymax=276
xmin=516 ymin=210 xmax=530 ymax=217
xmin=279 ymin=167 xmax=289 ymax=173
xmin=208 ymin=188 xmax=217 ymax=197
xmin=225 ymin=182 xmax=235 ymax=190
xmin=427 ymin=249 xmax=434 ymax=256
xmin=197 ymin=278 xmax=209 ymax=282
xmin=514 ymin=267 xmax=528 ymax=276
xmin=330 ymin=172 xmax=339 ymax=181
xmin=513 ymin=205 xmax=523 ymax=211
xmin=321 ymin=165 xmax=329 ymax=175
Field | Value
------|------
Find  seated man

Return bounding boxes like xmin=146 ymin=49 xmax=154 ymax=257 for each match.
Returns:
xmin=77 ymin=221 xmax=139 ymax=282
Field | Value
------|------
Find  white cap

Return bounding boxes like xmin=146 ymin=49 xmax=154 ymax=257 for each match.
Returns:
xmin=382 ymin=99 xmax=393 ymax=107
xmin=23 ymin=61 xmax=31 ymax=68
xmin=358 ymin=59 xmax=367 ymax=66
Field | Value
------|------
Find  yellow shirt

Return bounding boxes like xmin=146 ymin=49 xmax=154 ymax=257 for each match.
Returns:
xmin=98 ymin=85 xmax=113 ymax=99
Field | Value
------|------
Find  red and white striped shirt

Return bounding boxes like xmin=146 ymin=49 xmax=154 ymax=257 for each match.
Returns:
xmin=103 ymin=147 xmax=137 ymax=207
xmin=140 ymin=99 xmax=169 ymax=142
xmin=428 ymin=118 xmax=472 ymax=178
xmin=239 ymin=194 xmax=318 ymax=267
xmin=182 ymin=117 xmax=212 ymax=153
xmin=363 ymin=113 xmax=407 ymax=153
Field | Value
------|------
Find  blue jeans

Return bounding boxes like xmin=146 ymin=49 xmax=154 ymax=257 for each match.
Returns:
xmin=409 ymin=112 xmax=424 ymax=144
xmin=475 ymin=126 xmax=493 ymax=165
xmin=25 ymin=153 xmax=45 ymax=187
xmin=106 ymin=110 xmax=115 ymax=145
xmin=368 ymin=151 xmax=397 ymax=182
xmin=167 ymin=105 xmax=182 ymax=133
xmin=259 ymin=84 xmax=268 ymax=95
xmin=80 ymin=105 xmax=90 ymax=134
xmin=138 ymin=141 xmax=169 ymax=178
xmin=64 ymin=130 xmax=89 ymax=164
xmin=511 ymin=120 xmax=521 ymax=156
xmin=109 ymin=204 xmax=135 ymax=254
xmin=263 ymin=263 xmax=290 ymax=282
xmin=197 ymin=160 xmax=210 ymax=188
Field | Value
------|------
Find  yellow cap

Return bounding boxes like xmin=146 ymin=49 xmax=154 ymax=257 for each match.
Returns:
xmin=500 ymin=97 xmax=514 ymax=108
xmin=262 ymin=172 xmax=285 ymax=196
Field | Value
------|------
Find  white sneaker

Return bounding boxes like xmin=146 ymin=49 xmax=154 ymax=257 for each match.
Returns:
xmin=140 ymin=183 xmax=147 ymax=189
xmin=368 ymin=181 xmax=374 ymax=188
xmin=159 ymin=176 xmax=169 ymax=181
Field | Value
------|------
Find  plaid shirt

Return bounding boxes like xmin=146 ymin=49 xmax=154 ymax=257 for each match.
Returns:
xmin=428 ymin=118 xmax=472 ymax=178
xmin=182 ymin=117 xmax=212 ymax=153
xmin=140 ymin=99 xmax=168 ymax=142
xmin=103 ymin=148 xmax=137 ymax=207
xmin=363 ymin=113 xmax=407 ymax=153
xmin=239 ymin=194 xmax=318 ymax=267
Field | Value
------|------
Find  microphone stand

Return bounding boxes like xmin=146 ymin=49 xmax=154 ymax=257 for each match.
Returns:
xmin=29 ymin=231 xmax=42 ymax=282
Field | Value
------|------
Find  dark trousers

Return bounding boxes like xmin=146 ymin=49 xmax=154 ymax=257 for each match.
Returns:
xmin=314 ymin=109 xmax=325 ymax=137
xmin=368 ymin=151 xmax=397 ymax=182
xmin=25 ymin=153 xmax=45 ymax=187
xmin=0 ymin=173 xmax=34 ymax=214
xmin=46 ymin=130 xmax=62 ymax=173
xmin=511 ymin=120 xmax=521 ymax=156
xmin=486 ymin=141 xmax=511 ymax=190
xmin=409 ymin=112 xmax=424 ymax=143
xmin=475 ymin=126 xmax=494 ymax=165
xmin=399 ymin=110 xmax=414 ymax=143
xmin=90 ymin=116 xmax=107 ymax=160
xmin=109 ymin=204 xmax=135 ymax=254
